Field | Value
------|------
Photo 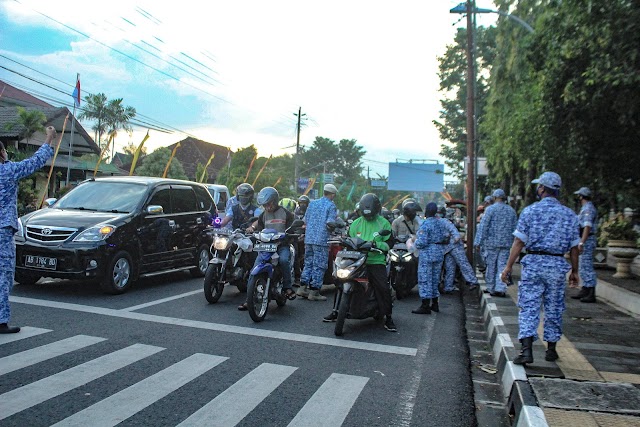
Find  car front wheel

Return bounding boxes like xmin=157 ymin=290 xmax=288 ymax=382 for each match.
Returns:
xmin=100 ymin=251 xmax=134 ymax=294
xmin=190 ymin=245 xmax=210 ymax=278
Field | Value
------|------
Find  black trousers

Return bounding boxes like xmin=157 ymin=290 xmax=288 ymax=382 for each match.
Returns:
xmin=367 ymin=264 xmax=392 ymax=316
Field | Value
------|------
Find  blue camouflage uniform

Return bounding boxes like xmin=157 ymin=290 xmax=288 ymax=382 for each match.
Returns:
xmin=415 ymin=217 xmax=449 ymax=299
xmin=578 ymin=201 xmax=597 ymax=288
xmin=475 ymin=201 xmax=518 ymax=293
xmin=1 ymin=144 xmax=54 ymax=325
xmin=301 ymin=196 xmax=337 ymax=290
xmin=442 ymin=218 xmax=478 ymax=291
xmin=514 ymin=197 xmax=580 ymax=342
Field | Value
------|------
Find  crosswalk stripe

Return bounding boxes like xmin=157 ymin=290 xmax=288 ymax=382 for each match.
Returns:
xmin=178 ymin=362 xmax=298 ymax=427
xmin=0 ymin=335 xmax=106 ymax=376
xmin=0 ymin=326 xmax=51 ymax=345
xmin=0 ymin=343 xmax=164 ymax=421
xmin=51 ymin=353 xmax=228 ymax=427
xmin=287 ymin=373 xmax=369 ymax=427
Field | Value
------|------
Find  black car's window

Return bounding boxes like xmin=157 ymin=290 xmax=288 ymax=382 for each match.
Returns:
xmin=171 ymin=186 xmax=197 ymax=214
xmin=148 ymin=188 xmax=171 ymax=214
xmin=193 ymin=185 xmax=215 ymax=214
xmin=55 ymin=181 xmax=147 ymax=213
xmin=218 ymin=190 xmax=228 ymax=206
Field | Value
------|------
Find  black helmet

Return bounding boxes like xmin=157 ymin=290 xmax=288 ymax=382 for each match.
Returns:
xmin=402 ymin=198 xmax=422 ymax=212
xmin=403 ymin=202 xmax=418 ymax=220
xmin=437 ymin=205 xmax=446 ymax=217
xmin=257 ymin=187 xmax=279 ymax=206
xmin=297 ymin=195 xmax=310 ymax=206
xmin=359 ymin=193 xmax=381 ymax=220
xmin=236 ymin=183 xmax=255 ymax=205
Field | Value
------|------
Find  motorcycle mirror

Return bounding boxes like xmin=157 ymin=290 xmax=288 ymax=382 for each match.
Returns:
xmin=379 ymin=229 xmax=392 ymax=237
xmin=326 ymin=221 xmax=337 ymax=231
xmin=291 ymin=219 xmax=304 ymax=228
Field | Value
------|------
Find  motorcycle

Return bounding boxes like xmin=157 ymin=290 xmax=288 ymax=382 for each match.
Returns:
xmin=388 ymin=234 xmax=418 ymax=299
xmin=323 ymin=218 xmax=348 ymax=285
xmin=246 ymin=220 xmax=304 ymax=322
xmin=203 ymin=224 xmax=255 ymax=303
xmin=330 ymin=229 xmax=392 ymax=336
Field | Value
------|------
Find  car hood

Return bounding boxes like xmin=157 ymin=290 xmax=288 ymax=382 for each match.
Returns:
xmin=22 ymin=209 xmax=128 ymax=229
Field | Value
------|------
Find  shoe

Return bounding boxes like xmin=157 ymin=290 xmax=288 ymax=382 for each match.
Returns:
xmin=412 ymin=299 xmax=431 ymax=315
xmin=513 ymin=337 xmax=534 ymax=365
xmin=580 ymin=287 xmax=596 ymax=303
xmin=323 ymin=312 xmax=338 ymax=322
xmin=0 ymin=323 xmax=20 ymax=334
xmin=490 ymin=291 xmax=506 ymax=298
xmin=483 ymin=289 xmax=491 ymax=294
xmin=545 ymin=342 xmax=559 ymax=361
xmin=431 ymin=297 xmax=440 ymax=313
xmin=296 ymin=284 xmax=310 ymax=298
xmin=237 ymin=303 xmax=248 ymax=311
xmin=467 ymin=283 xmax=479 ymax=292
xmin=571 ymin=286 xmax=589 ymax=300
xmin=284 ymin=288 xmax=297 ymax=300
xmin=384 ymin=316 xmax=397 ymax=332
xmin=307 ymin=289 xmax=327 ymax=301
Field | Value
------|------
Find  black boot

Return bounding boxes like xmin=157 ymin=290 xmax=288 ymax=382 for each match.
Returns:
xmin=513 ymin=337 xmax=534 ymax=365
xmin=580 ymin=287 xmax=596 ymax=303
xmin=431 ymin=297 xmax=439 ymax=313
xmin=412 ymin=299 xmax=431 ymax=314
xmin=571 ymin=287 xmax=589 ymax=300
xmin=545 ymin=342 xmax=559 ymax=361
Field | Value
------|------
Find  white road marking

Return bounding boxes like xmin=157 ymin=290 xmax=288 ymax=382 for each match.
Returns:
xmin=0 ymin=335 xmax=106 ymax=376
xmin=11 ymin=296 xmax=417 ymax=356
xmin=0 ymin=343 xmax=164 ymax=420
xmin=120 ymin=289 xmax=202 ymax=312
xmin=178 ymin=362 xmax=297 ymax=427
xmin=287 ymin=373 xmax=369 ymax=427
xmin=52 ymin=353 xmax=227 ymax=427
xmin=0 ymin=326 xmax=51 ymax=345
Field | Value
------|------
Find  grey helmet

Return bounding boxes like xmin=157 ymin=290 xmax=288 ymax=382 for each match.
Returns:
xmin=256 ymin=186 xmax=279 ymax=206
xmin=236 ymin=183 xmax=255 ymax=205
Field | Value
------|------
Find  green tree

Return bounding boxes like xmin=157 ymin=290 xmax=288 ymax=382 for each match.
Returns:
xmin=78 ymin=93 xmax=108 ymax=146
xmin=79 ymin=93 xmax=136 ymax=158
xmin=135 ymin=147 xmax=188 ymax=179
xmin=4 ymin=107 xmax=47 ymax=144
xmin=299 ymin=136 xmax=366 ymax=184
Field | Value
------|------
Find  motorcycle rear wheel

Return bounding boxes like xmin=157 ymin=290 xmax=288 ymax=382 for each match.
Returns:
xmin=247 ymin=274 xmax=270 ymax=322
xmin=203 ymin=264 xmax=224 ymax=304
xmin=334 ymin=292 xmax=351 ymax=336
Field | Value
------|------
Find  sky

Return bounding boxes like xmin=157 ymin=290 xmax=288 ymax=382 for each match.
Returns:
xmin=0 ymin=0 xmax=497 ymax=178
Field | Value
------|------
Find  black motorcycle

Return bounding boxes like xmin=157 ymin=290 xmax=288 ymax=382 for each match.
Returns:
xmin=330 ymin=229 xmax=392 ymax=336
xmin=388 ymin=234 xmax=418 ymax=299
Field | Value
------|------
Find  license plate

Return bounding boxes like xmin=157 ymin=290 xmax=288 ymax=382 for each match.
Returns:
xmin=393 ymin=243 xmax=407 ymax=250
xmin=254 ymin=243 xmax=277 ymax=252
xmin=336 ymin=251 xmax=362 ymax=259
xmin=24 ymin=255 xmax=57 ymax=270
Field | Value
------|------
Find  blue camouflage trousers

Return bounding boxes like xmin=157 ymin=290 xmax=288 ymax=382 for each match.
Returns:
xmin=418 ymin=260 xmax=442 ymax=299
xmin=579 ymin=235 xmax=597 ymax=287
xmin=518 ymin=263 xmax=567 ymax=342
xmin=301 ymin=244 xmax=329 ymax=290
xmin=0 ymin=227 xmax=16 ymax=324
xmin=485 ymin=248 xmax=510 ymax=293
xmin=443 ymin=243 xmax=479 ymax=291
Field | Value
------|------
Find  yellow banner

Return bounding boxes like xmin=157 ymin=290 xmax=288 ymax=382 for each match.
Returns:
xmin=162 ymin=142 xmax=181 ymax=178
xmin=129 ymin=130 xmax=150 ymax=176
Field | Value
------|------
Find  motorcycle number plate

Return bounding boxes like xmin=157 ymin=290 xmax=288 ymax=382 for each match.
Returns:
xmin=393 ymin=243 xmax=407 ymax=250
xmin=254 ymin=243 xmax=277 ymax=252
xmin=336 ymin=251 xmax=361 ymax=258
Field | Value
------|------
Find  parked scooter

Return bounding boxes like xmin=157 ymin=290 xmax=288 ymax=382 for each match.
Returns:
xmin=246 ymin=220 xmax=304 ymax=322
xmin=323 ymin=217 xmax=348 ymax=285
xmin=203 ymin=223 xmax=255 ymax=303
xmin=330 ymin=229 xmax=392 ymax=336
xmin=388 ymin=234 xmax=418 ymax=299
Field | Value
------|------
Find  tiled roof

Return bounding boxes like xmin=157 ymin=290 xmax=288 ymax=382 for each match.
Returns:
xmin=0 ymin=80 xmax=53 ymax=108
xmin=166 ymin=137 xmax=231 ymax=183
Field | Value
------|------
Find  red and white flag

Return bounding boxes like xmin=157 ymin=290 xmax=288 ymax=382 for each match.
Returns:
xmin=71 ymin=75 xmax=81 ymax=108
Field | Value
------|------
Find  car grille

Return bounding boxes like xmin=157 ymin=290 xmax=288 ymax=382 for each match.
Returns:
xmin=26 ymin=225 xmax=77 ymax=242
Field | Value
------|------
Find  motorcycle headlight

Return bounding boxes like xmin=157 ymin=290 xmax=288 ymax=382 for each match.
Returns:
xmin=214 ymin=236 xmax=231 ymax=250
xmin=73 ymin=225 xmax=116 ymax=242
xmin=402 ymin=253 xmax=413 ymax=261
xmin=337 ymin=267 xmax=356 ymax=279
xmin=389 ymin=250 xmax=400 ymax=262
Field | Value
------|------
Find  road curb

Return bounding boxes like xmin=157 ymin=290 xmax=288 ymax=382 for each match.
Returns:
xmin=477 ymin=286 xmax=550 ymax=427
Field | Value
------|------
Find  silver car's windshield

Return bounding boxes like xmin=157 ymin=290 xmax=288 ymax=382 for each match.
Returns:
xmin=55 ymin=181 xmax=148 ymax=213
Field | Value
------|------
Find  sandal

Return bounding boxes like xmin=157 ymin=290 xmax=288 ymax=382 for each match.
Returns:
xmin=237 ymin=303 xmax=248 ymax=311
xmin=284 ymin=289 xmax=297 ymax=300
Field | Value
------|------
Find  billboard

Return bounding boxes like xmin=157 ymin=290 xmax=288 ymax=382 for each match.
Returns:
xmin=387 ymin=162 xmax=444 ymax=192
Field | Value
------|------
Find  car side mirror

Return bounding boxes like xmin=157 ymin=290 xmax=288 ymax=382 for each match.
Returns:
xmin=146 ymin=205 xmax=164 ymax=215
xmin=43 ymin=198 xmax=57 ymax=208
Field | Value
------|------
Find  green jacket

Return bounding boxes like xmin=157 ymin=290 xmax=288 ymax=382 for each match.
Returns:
xmin=348 ymin=215 xmax=391 ymax=265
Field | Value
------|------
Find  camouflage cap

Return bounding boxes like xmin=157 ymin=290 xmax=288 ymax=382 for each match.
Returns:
xmin=532 ymin=171 xmax=562 ymax=190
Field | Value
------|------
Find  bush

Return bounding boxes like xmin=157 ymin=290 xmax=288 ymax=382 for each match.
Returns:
xmin=598 ymin=213 xmax=639 ymax=246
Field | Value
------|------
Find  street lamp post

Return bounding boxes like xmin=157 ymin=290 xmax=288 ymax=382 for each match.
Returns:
xmin=449 ymin=1 xmax=534 ymax=263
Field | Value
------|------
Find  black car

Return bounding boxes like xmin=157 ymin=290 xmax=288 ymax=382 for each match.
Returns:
xmin=15 ymin=176 xmax=215 ymax=294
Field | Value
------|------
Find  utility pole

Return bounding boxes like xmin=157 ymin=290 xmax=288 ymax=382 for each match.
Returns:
xmin=465 ymin=0 xmax=476 ymax=263
xmin=293 ymin=107 xmax=306 ymax=194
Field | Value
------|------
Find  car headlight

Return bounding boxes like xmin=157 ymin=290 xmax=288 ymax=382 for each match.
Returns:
xmin=73 ymin=225 xmax=116 ymax=242
xmin=16 ymin=219 xmax=25 ymax=239
xmin=214 ymin=236 xmax=231 ymax=250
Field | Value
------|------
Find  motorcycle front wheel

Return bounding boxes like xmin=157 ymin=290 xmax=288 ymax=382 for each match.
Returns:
xmin=203 ymin=264 xmax=225 ymax=304
xmin=334 ymin=291 xmax=351 ymax=336
xmin=247 ymin=274 xmax=270 ymax=322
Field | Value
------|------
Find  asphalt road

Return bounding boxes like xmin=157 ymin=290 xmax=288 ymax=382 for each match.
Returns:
xmin=2 ymin=274 xmax=476 ymax=426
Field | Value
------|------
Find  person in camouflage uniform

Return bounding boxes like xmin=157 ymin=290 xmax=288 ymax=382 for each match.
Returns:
xmin=474 ymin=189 xmax=517 ymax=297
xmin=570 ymin=187 xmax=598 ymax=303
xmin=0 ymin=127 xmax=57 ymax=334
xmin=501 ymin=172 xmax=580 ymax=365
xmin=439 ymin=207 xmax=479 ymax=293
xmin=412 ymin=202 xmax=450 ymax=314
xmin=297 ymin=184 xmax=338 ymax=301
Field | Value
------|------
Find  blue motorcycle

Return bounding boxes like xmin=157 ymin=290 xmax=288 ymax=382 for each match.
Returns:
xmin=246 ymin=220 xmax=303 ymax=322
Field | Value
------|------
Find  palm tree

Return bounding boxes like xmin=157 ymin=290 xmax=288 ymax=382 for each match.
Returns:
xmin=104 ymin=98 xmax=136 ymax=161
xmin=4 ymin=107 xmax=47 ymax=146
xmin=78 ymin=93 xmax=108 ymax=148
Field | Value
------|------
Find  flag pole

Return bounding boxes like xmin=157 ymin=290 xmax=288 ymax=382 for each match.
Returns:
xmin=40 ymin=114 xmax=70 ymax=208
xmin=67 ymin=74 xmax=80 ymax=186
